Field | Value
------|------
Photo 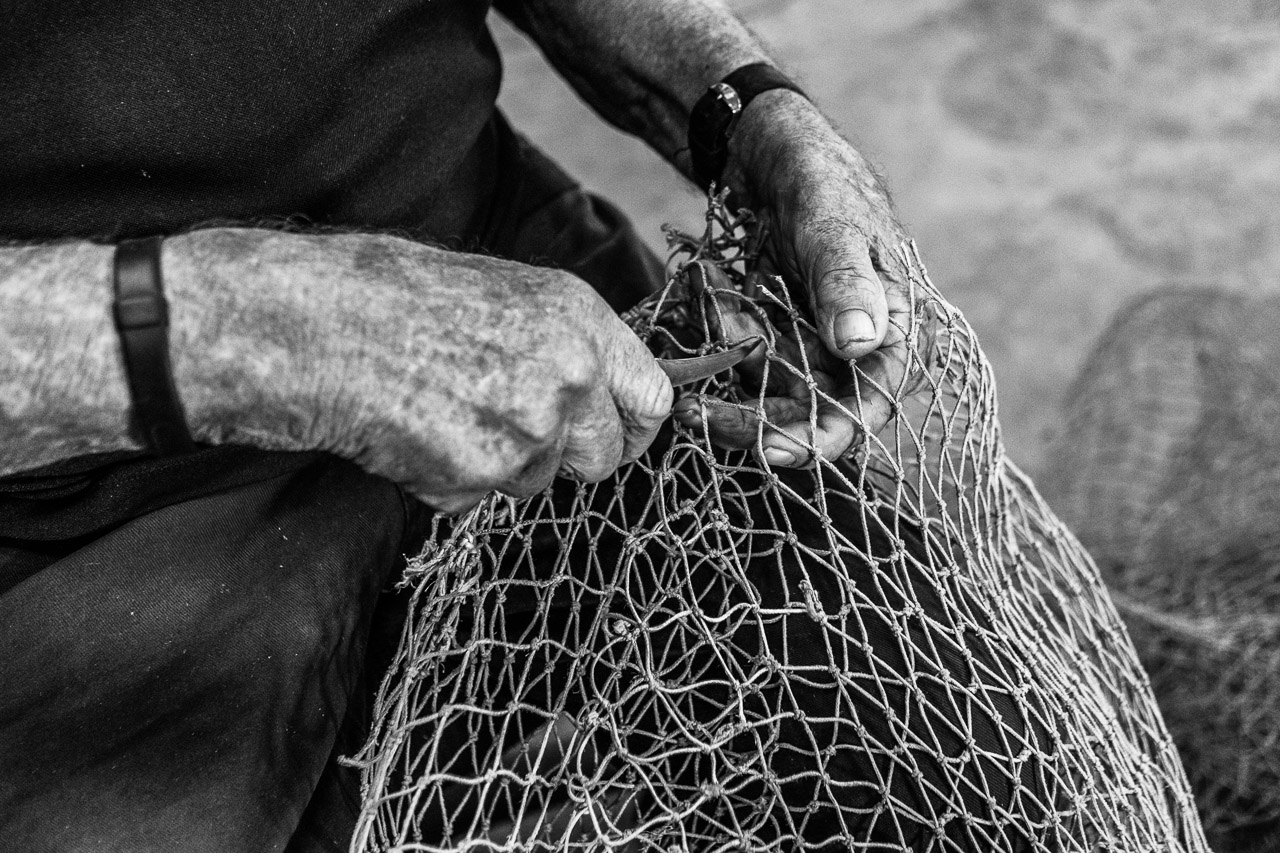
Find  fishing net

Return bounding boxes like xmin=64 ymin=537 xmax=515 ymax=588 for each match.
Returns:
xmin=345 ymin=197 xmax=1209 ymax=852
xmin=1039 ymin=288 xmax=1280 ymax=853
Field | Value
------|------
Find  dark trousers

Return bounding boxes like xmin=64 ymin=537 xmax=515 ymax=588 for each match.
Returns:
xmin=0 ymin=451 xmax=415 ymax=851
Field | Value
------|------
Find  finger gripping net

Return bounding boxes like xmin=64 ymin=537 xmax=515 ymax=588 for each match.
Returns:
xmin=347 ymin=198 xmax=1209 ymax=852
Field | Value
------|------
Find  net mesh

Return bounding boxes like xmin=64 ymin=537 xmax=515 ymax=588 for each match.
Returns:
xmin=346 ymin=198 xmax=1209 ymax=852
xmin=1039 ymin=288 xmax=1280 ymax=851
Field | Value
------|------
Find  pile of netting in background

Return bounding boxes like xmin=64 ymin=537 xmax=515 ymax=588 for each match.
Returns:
xmin=1039 ymin=289 xmax=1280 ymax=853
xmin=346 ymin=197 xmax=1209 ymax=852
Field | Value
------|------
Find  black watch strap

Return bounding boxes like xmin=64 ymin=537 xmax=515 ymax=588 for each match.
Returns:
xmin=688 ymin=62 xmax=807 ymax=191
xmin=113 ymin=236 xmax=196 ymax=455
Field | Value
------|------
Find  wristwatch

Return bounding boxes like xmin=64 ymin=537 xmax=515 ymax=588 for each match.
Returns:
xmin=687 ymin=62 xmax=807 ymax=191
xmin=113 ymin=236 xmax=197 ymax=455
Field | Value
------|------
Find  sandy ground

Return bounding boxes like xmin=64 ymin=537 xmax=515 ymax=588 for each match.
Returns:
xmin=492 ymin=0 xmax=1280 ymax=474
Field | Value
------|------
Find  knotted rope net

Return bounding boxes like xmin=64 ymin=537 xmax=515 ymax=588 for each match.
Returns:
xmin=347 ymin=197 xmax=1209 ymax=852
xmin=1040 ymin=288 xmax=1280 ymax=853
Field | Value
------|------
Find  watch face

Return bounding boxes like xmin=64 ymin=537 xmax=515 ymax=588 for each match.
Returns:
xmin=712 ymin=82 xmax=743 ymax=116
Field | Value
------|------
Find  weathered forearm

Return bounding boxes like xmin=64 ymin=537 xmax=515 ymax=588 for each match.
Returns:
xmin=495 ymin=0 xmax=769 ymax=168
xmin=0 ymin=229 xmax=388 ymax=478
xmin=162 ymin=229 xmax=353 ymax=458
xmin=0 ymin=242 xmax=141 ymax=475
xmin=0 ymin=227 xmax=674 ymax=504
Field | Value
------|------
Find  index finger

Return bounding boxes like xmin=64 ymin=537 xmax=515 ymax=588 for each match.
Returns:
xmin=759 ymin=313 xmax=918 ymax=466
xmin=598 ymin=312 xmax=675 ymax=463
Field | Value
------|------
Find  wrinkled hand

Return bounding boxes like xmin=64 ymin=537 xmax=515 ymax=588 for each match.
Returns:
xmin=181 ymin=231 xmax=673 ymax=514
xmin=341 ymin=247 xmax=674 ymax=512
xmin=674 ymin=91 xmax=929 ymax=466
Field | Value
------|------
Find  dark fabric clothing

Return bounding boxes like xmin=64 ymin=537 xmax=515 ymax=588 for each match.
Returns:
xmin=0 ymin=117 xmax=666 ymax=849
xmin=0 ymin=454 xmax=423 ymax=852
xmin=0 ymin=447 xmax=322 ymax=545
xmin=479 ymin=115 xmax=666 ymax=314
xmin=0 ymin=0 xmax=501 ymax=243
xmin=0 ymin=5 xmax=665 ymax=846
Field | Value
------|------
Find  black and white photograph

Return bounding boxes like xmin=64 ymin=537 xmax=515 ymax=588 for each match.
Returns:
xmin=1 ymin=1 xmax=1276 ymax=851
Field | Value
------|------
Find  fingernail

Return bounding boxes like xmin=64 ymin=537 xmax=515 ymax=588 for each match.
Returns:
xmin=763 ymin=447 xmax=797 ymax=467
xmin=673 ymin=400 xmax=702 ymax=426
xmin=835 ymin=309 xmax=876 ymax=348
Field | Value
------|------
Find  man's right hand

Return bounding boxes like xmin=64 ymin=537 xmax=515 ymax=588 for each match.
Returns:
xmin=165 ymin=229 xmax=674 ymax=513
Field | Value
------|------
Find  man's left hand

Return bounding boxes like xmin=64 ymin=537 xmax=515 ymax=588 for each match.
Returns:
xmin=674 ymin=90 xmax=931 ymax=468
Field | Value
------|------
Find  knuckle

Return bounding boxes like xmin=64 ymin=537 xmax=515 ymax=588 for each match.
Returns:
xmin=465 ymin=451 xmax=513 ymax=490
xmin=515 ymin=364 xmax=599 ymax=445
xmin=502 ymin=396 xmax=563 ymax=448
xmin=556 ymin=340 xmax=600 ymax=393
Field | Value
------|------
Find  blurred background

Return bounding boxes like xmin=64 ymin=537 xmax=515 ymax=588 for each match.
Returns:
xmin=492 ymin=2 xmax=1280 ymax=848
xmin=493 ymin=0 xmax=1280 ymax=473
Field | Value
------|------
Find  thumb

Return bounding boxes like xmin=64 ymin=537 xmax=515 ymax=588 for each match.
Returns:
xmin=809 ymin=241 xmax=889 ymax=360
